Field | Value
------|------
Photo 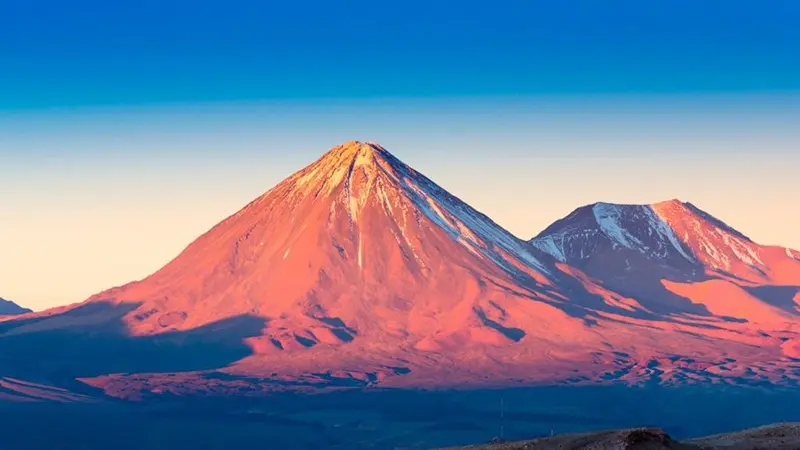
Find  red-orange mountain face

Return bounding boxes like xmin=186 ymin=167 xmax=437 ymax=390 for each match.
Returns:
xmin=1 ymin=141 xmax=799 ymax=399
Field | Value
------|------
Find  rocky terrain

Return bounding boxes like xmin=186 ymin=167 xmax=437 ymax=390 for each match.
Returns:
xmin=447 ymin=423 xmax=800 ymax=450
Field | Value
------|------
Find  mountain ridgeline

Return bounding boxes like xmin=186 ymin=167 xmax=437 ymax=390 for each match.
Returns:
xmin=1 ymin=141 xmax=798 ymax=400
xmin=0 ymin=297 xmax=31 ymax=316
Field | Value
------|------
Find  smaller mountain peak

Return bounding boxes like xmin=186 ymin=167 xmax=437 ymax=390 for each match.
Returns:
xmin=0 ymin=297 xmax=32 ymax=315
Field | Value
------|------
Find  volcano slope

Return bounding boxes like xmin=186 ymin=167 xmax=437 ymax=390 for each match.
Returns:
xmin=1 ymin=141 xmax=798 ymax=399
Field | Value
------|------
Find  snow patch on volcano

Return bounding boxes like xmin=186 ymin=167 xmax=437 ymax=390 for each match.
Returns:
xmin=642 ymin=207 xmax=695 ymax=262
xmin=532 ymin=235 xmax=568 ymax=262
xmin=592 ymin=203 xmax=643 ymax=250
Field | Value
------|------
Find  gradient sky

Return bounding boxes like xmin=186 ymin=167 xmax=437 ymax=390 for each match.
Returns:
xmin=1 ymin=1 xmax=799 ymax=310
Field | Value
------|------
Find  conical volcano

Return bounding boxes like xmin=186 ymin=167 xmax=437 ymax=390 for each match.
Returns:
xmin=87 ymin=141 xmax=571 ymax=342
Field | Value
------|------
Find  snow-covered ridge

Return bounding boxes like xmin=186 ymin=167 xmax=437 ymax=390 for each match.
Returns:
xmin=375 ymin=144 xmax=553 ymax=277
xmin=591 ymin=203 xmax=695 ymax=262
xmin=592 ymin=203 xmax=643 ymax=250
xmin=531 ymin=235 xmax=568 ymax=262
xmin=530 ymin=199 xmax=775 ymax=275
xmin=531 ymin=202 xmax=696 ymax=264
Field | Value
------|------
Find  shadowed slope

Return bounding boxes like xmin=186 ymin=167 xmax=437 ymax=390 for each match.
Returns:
xmin=0 ymin=297 xmax=31 ymax=316
xmin=0 ymin=301 xmax=266 ymax=392
xmin=0 ymin=378 xmax=96 ymax=403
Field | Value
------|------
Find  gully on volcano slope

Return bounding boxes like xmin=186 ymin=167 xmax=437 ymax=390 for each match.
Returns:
xmin=1 ymin=141 xmax=799 ymax=399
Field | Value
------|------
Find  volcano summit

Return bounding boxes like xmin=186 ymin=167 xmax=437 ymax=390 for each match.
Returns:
xmin=1 ymin=141 xmax=798 ymax=399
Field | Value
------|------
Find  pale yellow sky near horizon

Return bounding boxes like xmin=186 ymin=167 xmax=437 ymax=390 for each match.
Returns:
xmin=2 ymin=148 xmax=799 ymax=311
xmin=1 ymin=97 xmax=799 ymax=310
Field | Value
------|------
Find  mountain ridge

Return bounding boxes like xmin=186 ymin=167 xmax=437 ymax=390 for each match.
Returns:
xmin=1 ymin=141 xmax=798 ymax=399
xmin=531 ymin=199 xmax=800 ymax=284
xmin=530 ymin=198 xmax=800 ymax=360
xmin=0 ymin=297 xmax=31 ymax=316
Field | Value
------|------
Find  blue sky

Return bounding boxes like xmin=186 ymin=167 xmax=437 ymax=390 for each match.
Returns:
xmin=1 ymin=1 xmax=799 ymax=309
xmin=2 ymin=1 xmax=799 ymax=109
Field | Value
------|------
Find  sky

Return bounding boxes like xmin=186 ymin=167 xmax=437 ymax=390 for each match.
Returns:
xmin=1 ymin=1 xmax=799 ymax=310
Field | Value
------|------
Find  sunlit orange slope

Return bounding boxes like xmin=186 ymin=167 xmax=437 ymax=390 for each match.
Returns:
xmin=2 ymin=142 xmax=798 ymax=399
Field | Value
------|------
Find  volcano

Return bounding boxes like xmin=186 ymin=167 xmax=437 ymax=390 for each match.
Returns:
xmin=2 ymin=142 xmax=798 ymax=399
xmin=530 ymin=200 xmax=800 ymax=286
xmin=531 ymin=200 xmax=800 ymax=362
xmin=530 ymin=200 xmax=800 ymax=321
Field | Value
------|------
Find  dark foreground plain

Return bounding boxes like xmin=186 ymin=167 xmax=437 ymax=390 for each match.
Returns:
xmin=1 ymin=386 xmax=799 ymax=449
xmin=447 ymin=423 xmax=800 ymax=450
